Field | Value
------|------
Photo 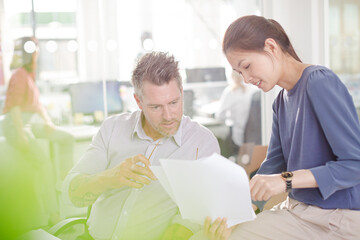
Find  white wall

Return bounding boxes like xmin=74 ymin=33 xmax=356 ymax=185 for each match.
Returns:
xmin=260 ymin=0 xmax=329 ymax=144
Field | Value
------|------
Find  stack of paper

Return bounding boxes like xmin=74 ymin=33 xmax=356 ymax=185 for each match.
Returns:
xmin=150 ymin=153 xmax=256 ymax=227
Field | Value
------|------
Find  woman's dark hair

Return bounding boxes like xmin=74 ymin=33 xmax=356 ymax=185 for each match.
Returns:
xmin=223 ymin=15 xmax=301 ymax=62
xmin=10 ymin=37 xmax=39 ymax=72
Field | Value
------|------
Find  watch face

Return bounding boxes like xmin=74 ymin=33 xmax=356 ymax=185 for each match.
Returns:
xmin=282 ymin=172 xmax=293 ymax=178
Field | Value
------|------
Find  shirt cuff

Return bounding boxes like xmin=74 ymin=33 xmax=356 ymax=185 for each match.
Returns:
xmin=310 ymin=166 xmax=334 ymax=200
xmin=61 ymin=172 xmax=81 ymax=206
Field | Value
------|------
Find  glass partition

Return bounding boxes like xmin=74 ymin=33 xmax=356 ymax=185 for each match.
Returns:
xmin=329 ymin=0 xmax=360 ymax=117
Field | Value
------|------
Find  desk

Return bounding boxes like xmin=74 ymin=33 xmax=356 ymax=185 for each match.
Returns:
xmin=59 ymin=124 xmax=100 ymax=142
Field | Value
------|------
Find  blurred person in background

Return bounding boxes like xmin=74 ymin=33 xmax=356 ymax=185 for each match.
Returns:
xmin=0 ymin=36 xmax=74 ymax=239
xmin=216 ymin=70 xmax=256 ymax=158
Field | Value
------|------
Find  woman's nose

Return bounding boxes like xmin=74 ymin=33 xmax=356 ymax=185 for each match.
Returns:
xmin=242 ymin=72 xmax=252 ymax=84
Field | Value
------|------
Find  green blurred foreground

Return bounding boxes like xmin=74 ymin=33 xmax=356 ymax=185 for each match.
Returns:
xmin=0 ymin=142 xmax=58 ymax=239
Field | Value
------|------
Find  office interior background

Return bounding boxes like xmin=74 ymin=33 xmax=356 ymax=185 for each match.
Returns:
xmin=0 ymin=0 xmax=359 ymax=225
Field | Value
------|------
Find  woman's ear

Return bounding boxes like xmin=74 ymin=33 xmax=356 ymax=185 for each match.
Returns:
xmin=264 ymin=38 xmax=279 ymax=54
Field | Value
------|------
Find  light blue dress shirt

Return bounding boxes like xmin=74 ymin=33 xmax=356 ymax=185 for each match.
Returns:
xmin=63 ymin=110 xmax=220 ymax=240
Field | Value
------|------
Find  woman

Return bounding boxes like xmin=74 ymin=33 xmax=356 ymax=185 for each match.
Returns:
xmin=216 ymin=70 xmax=257 ymax=157
xmin=2 ymin=37 xmax=74 ymax=233
xmin=203 ymin=15 xmax=360 ymax=240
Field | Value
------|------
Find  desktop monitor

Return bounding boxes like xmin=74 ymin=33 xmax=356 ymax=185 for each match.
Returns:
xmin=185 ymin=67 xmax=227 ymax=83
xmin=69 ymin=81 xmax=123 ymax=116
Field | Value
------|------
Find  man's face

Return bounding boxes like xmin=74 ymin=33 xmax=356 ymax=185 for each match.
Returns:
xmin=134 ymin=79 xmax=183 ymax=139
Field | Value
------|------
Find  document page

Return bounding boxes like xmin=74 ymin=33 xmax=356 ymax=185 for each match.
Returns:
xmin=151 ymin=153 xmax=256 ymax=227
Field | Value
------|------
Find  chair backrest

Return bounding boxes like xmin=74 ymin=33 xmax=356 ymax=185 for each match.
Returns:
xmin=248 ymin=145 xmax=268 ymax=175
xmin=237 ymin=144 xmax=268 ymax=177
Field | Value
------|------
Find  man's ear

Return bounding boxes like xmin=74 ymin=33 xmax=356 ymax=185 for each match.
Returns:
xmin=264 ymin=38 xmax=279 ymax=54
xmin=134 ymin=93 xmax=143 ymax=110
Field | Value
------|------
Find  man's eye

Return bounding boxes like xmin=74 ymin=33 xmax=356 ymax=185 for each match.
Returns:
xmin=245 ymin=64 xmax=250 ymax=69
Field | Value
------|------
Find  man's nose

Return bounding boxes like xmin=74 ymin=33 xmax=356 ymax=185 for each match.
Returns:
xmin=162 ymin=106 xmax=172 ymax=120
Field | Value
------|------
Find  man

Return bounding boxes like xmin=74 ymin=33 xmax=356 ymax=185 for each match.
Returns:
xmin=63 ymin=52 xmax=220 ymax=239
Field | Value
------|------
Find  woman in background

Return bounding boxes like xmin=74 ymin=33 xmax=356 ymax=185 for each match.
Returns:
xmin=1 ymin=37 xmax=74 ymax=236
xmin=216 ymin=70 xmax=256 ymax=158
xmin=203 ymin=15 xmax=360 ymax=240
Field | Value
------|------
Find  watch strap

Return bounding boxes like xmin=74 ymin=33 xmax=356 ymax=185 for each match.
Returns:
xmin=285 ymin=180 xmax=292 ymax=192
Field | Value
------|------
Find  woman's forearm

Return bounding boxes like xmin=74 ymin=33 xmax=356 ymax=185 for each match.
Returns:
xmin=9 ymin=106 xmax=25 ymax=135
xmin=292 ymin=169 xmax=318 ymax=189
xmin=38 ymin=105 xmax=53 ymax=124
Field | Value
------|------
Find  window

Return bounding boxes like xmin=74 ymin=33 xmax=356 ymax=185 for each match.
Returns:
xmin=329 ymin=0 xmax=360 ymax=114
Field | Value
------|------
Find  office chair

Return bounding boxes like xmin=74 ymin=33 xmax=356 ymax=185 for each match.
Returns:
xmin=48 ymin=205 xmax=92 ymax=239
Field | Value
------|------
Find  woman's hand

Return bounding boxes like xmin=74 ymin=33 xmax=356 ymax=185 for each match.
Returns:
xmin=204 ymin=217 xmax=232 ymax=240
xmin=44 ymin=121 xmax=56 ymax=134
xmin=249 ymin=174 xmax=285 ymax=201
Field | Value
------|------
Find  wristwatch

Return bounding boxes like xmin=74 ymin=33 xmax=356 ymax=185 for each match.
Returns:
xmin=281 ymin=171 xmax=293 ymax=192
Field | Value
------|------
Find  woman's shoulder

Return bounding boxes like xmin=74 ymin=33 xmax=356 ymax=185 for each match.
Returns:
xmin=306 ymin=65 xmax=340 ymax=85
xmin=304 ymin=65 xmax=346 ymax=94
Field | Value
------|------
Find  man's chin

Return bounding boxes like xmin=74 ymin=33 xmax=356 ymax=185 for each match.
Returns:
xmin=158 ymin=125 xmax=180 ymax=137
xmin=159 ymin=129 xmax=177 ymax=138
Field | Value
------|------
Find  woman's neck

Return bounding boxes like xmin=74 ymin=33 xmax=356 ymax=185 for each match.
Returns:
xmin=278 ymin=57 xmax=311 ymax=91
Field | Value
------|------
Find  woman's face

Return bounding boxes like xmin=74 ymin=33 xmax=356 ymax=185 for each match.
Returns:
xmin=225 ymin=49 xmax=280 ymax=92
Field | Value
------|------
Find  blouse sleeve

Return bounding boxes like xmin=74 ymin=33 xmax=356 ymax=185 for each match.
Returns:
xmin=256 ymin=97 xmax=287 ymax=175
xmin=306 ymin=69 xmax=360 ymax=200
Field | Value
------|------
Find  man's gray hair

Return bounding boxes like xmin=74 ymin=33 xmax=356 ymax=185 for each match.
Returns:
xmin=131 ymin=51 xmax=182 ymax=98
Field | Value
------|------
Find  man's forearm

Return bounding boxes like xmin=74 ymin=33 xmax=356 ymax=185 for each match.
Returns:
xmin=69 ymin=173 xmax=109 ymax=207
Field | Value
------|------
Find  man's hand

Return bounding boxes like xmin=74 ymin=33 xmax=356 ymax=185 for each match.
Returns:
xmin=102 ymin=154 xmax=157 ymax=190
xmin=69 ymin=154 xmax=157 ymax=207
xmin=204 ymin=217 xmax=232 ymax=240
xmin=249 ymin=174 xmax=284 ymax=201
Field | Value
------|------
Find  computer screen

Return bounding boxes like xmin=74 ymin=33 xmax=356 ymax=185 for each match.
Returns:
xmin=69 ymin=81 xmax=123 ymax=115
xmin=185 ymin=67 xmax=227 ymax=83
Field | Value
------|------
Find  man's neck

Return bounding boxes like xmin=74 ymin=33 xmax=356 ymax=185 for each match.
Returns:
xmin=141 ymin=114 xmax=163 ymax=141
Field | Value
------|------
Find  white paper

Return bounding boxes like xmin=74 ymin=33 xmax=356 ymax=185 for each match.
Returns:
xmin=150 ymin=153 xmax=256 ymax=227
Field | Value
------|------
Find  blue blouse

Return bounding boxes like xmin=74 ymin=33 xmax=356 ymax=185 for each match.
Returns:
xmin=258 ymin=65 xmax=360 ymax=210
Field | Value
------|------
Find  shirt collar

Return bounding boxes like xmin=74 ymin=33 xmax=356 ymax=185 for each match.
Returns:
xmin=132 ymin=110 xmax=183 ymax=146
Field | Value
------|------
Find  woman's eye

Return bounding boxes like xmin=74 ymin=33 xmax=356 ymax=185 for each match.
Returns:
xmin=245 ymin=64 xmax=250 ymax=69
